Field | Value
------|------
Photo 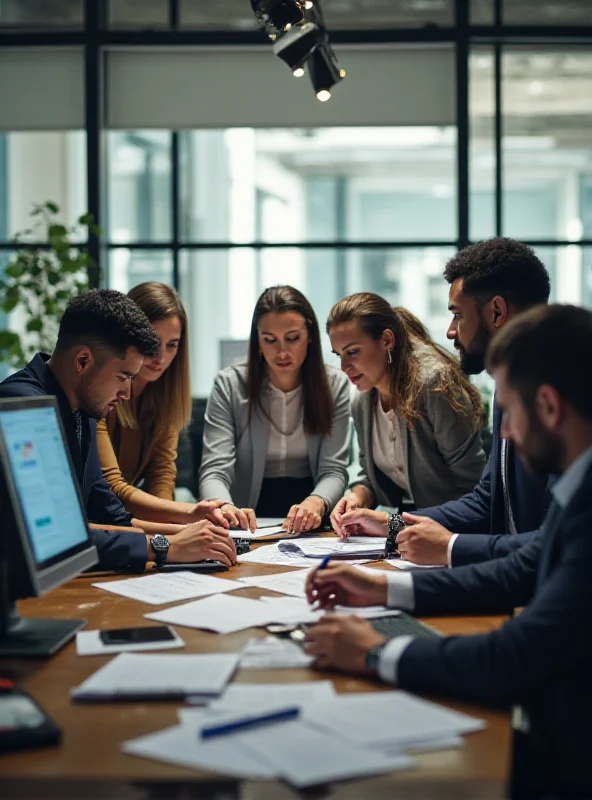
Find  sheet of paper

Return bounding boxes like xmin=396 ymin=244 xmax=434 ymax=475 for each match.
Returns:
xmin=123 ymin=723 xmax=277 ymax=778
xmin=71 ymin=652 xmax=239 ymax=700
xmin=279 ymin=539 xmax=386 ymax=559
xmin=239 ymin=719 xmax=413 ymax=788
xmin=385 ymin=558 xmax=443 ymax=570
xmin=302 ymin=691 xmax=486 ymax=749
xmin=76 ymin=628 xmax=185 ymax=656
xmin=238 ymin=568 xmax=311 ymax=597
xmin=145 ymin=593 xmax=280 ymax=634
xmin=237 ymin=543 xmax=370 ymax=568
xmin=259 ymin=596 xmax=402 ymax=622
xmin=239 ymin=637 xmax=314 ymax=669
xmin=92 ymin=571 xmax=244 ymax=605
xmin=231 ymin=525 xmax=291 ymax=540
xmin=196 ymin=679 xmax=337 ymax=712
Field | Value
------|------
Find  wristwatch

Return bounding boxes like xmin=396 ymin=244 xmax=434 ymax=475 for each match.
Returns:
xmin=150 ymin=533 xmax=170 ymax=567
xmin=385 ymin=513 xmax=406 ymax=557
xmin=365 ymin=641 xmax=388 ymax=675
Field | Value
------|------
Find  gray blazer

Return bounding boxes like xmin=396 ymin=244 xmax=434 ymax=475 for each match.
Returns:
xmin=199 ymin=364 xmax=350 ymax=510
xmin=351 ymin=346 xmax=486 ymax=509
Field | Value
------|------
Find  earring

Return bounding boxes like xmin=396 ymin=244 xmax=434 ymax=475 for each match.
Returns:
xmin=387 ymin=349 xmax=393 ymax=364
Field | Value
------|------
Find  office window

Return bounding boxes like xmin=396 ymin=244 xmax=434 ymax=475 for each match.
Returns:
xmin=107 ymin=0 xmax=169 ymax=28
xmin=0 ymin=0 xmax=82 ymax=28
xmin=108 ymin=131 xmax=172 ymax=243
xmin=178 ymin=127 xmax=457 ymax=244
xmin=109 ymin=249 xmax=173 ymax=295
xmin=470 ymin=48 xmax=496 ymax=240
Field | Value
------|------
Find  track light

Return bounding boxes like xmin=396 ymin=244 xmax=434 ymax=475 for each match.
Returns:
xmin=308 ymin=42 xmax=344 ymax=100
xmin=250 ymin=0 xmax=345 ymax=101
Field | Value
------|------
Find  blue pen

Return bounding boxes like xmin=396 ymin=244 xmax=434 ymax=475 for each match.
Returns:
xmin=200 ymin=707 xmax=300 ymax=739
xmin=310 ymin=554 xmax=332 ymax=609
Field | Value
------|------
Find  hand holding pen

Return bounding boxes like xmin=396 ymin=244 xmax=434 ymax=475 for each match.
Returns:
xmin=305 ymin=562 xmax=388 ymax=609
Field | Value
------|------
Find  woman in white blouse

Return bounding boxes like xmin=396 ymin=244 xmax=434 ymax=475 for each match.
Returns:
xmin=328 ymin=293 xmax=486 ymax=535
xmin=199 ymin=286 xmax=350 ymax=533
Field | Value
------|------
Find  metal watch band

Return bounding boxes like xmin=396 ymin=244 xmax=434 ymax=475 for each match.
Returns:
xmin=150 ymin=534 xmax=169 ymax=567
xmin=385 ymin=513 xmax=406 ymax=557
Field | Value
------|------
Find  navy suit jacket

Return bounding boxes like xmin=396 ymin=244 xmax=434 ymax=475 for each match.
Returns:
xmin=0 ymin=354 xmax=148 ymax=572
xmin=418 ymin=404 xmax=551 ymax=565
xmin=397 ymin=463 xmax=592 ymax=798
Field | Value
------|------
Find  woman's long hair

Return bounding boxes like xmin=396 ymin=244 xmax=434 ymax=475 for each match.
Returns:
xmin=247 ymin=285 xmax=333 ymax=436
xmin=116 ymin=282 xmax=191 ymax=440
xmin=327 ymin=293 xmax=482 ymax=430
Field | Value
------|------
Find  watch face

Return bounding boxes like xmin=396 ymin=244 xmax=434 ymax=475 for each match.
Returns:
xmin=151 ymin=535 xmax=169 ymax=552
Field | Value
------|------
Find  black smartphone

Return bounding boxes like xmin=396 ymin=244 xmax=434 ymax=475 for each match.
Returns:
xmin=154 ymin=560 xmax=229 ymax=573
xmin=99 ymin=626 xmax=176 ymax=645
xmin=0 ymin=688 xmax=61 ymax=752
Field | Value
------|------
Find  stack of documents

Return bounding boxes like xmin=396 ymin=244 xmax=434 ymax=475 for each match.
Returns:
xmin=92 ymin=572 xmax=244 ymax=605
xmin=237 ymin=542 xmax=371 ymax=568
xmin=71 ymin=652 xmax=239 ymax=701
xmin=237 ymin=568 xmax=311 ymax=597
xmin=123 ymin=686 xmax=486 ymax=786
xmin=279 ymin=537 xmax=387 ymax=559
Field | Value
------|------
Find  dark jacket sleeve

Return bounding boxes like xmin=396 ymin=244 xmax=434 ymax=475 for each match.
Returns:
xmin=412 ymin=532 xmax=541 ymax=616
xmin=417 ymin=456 xmax=492 ymax=534
xmin=398 ymin=509 xmax=592 ymax=707
xmin=89 ymin=528 xmax=148 ymax=573
xmin=450 ymin=529 xmax=538 ymax=566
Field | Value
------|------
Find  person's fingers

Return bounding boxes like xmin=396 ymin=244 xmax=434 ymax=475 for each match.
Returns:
xmin=211 ymin=508 xmax=229 ymax=528
xmin=244 ymin=508 xmax=257 ymax=531
xmin=209 ymin=538 xmax=237 ymax=566
xmin=221 ymin=506 xmax=239 ymax=528
xmin=234 ymin=509 xmax=250 ymax=530
xmin=284 ymin=505 xmax=298 ymax=532
xmin=395 ymin=529 xmax=410 ymax=544
xmin=402 ymin=512 xmax=429 ymax=525
xmin=292 ymin=506 xmax=307 ymax=533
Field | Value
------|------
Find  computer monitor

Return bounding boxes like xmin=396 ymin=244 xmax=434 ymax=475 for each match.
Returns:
xmin=0 ymin=396 xmax=98 ymax=657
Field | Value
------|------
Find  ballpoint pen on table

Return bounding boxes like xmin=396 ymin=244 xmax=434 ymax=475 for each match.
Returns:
xmin=199 ymin=706 xmax=300 ymax=739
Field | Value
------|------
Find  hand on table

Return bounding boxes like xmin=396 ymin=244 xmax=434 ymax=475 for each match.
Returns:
xmin=284 ymin=496 xmax=325 ymax=533
xmin=330 ymin=492 xmax=360 ymax=537
xmin=304 ymin=615 xmax=385 ymax=675
xmin=305 ymin=563 xmax=388 ymax=609
xmin=218 ymin=504 xmax=257 ymax=532
xmin=166 ymin=520 xmax=237 ymax=568
xmin=395 ymin=513 xmax=452 ymax=566
xmin=338 ymin=508 xmax=388 ymax=539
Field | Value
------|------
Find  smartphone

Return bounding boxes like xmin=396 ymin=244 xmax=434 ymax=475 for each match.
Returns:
xmin=99 ymin=626 xmax=176 ymax=646
xmin=0 ymin=689 xmax=61 ymax=751
xmin=155 ymin=560 xmax=229 ymax=573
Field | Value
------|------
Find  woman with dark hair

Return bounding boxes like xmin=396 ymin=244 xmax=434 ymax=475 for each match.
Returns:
xmin=98 ymin=282 xmax=227 ymax=531
xmin=328 ymin=293 xmax=485 ymax=536
xmin=199 ymin=285 xmax=350 ymax=533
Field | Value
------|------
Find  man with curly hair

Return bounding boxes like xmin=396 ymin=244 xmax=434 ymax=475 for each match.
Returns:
xmin=338 ymin=237 xmax=553 ymax=567
xmin=0 ymin=290 xmax=236 ymax=572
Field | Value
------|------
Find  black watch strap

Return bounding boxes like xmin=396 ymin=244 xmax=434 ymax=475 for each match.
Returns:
xmin=150 ymin=534 xmax=169 ymax=568
xmin=365 ymin=642 xmax=387 ymax=675
xmin=385 ymin=513 xmax=406 ymax=557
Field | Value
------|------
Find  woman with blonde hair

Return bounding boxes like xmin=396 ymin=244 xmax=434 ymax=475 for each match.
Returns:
xmin=328 ymin=293 xmax=485 ymax=536
xmin=97 ymin=281 xmax=227 ymax=531
xmin=199 ymin=285 xmax=350 ymax=534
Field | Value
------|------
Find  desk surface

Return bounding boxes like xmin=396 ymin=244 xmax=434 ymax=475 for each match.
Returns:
xmin=0 ymin=555 xmax=511 ymax=799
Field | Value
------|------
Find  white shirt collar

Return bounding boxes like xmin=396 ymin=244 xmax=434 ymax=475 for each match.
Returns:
xmin=551 ymin=445 xmax=592 ymax=509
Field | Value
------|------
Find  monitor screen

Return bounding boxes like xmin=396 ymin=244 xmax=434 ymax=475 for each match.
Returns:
xmin=0 ymin=402 xmax=92 ymax=572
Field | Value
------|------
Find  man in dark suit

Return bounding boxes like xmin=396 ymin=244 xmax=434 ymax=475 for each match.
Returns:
xmin=306 ymin=304 xmax=592 ymax=798
xmin=337 ymin=237 xmax=552 ymax=567
xmin=0 ymin=289 xmax=236 ymax=572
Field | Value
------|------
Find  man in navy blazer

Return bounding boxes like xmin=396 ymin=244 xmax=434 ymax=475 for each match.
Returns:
xmin=0 ymin=290 xmax=236 ymax=572
xmin=337 ymin=237 xmax=552 ymax=567
xmin=306 ymin=304 xmax=592 ymax=798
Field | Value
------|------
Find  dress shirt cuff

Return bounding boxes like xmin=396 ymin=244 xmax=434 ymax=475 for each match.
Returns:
xmin=378 ymin=635 xmax=414 ymax=684
xmin=385 ymin=572 xmax=415 ymax=611
xmin=447 ymin=533 xmax=459 ymax=568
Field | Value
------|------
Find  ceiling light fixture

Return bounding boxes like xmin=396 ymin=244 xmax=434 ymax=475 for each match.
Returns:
xmin=250 ymin=0 xmax=345 ymax=101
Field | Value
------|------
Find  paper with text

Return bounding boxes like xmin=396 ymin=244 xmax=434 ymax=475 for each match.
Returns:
xmin=92 ymin=571 xmax=243 ymax=605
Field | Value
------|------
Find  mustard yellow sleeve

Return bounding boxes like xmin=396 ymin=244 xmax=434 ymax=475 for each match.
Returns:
xmin=141 ymin=430 xmax=179 ymax=501
xmin=96 ymin=417 xmax=139 ymax=505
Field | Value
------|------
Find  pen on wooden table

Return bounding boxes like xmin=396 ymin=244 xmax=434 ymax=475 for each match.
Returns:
xmin=199 ymin=707 xmax=300 ymax=739
xmin=311 ymin=554 xmax=332 ymax=608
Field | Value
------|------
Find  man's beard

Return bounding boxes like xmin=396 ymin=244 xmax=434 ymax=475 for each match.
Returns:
xmin=456 ymin=318 xmax=491 ymax=375
xmin=517 ymin=410 xmax=564 ymax=476
xmin=78 ymin=374 xmax=107 ymax=420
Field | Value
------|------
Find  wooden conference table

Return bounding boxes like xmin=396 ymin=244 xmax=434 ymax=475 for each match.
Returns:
xmin=0 ymin=535 xmax=511 ymax=800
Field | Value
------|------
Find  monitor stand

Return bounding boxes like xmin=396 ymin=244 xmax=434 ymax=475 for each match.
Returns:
xmin=0 ymin=605 xmax=85 ymax=658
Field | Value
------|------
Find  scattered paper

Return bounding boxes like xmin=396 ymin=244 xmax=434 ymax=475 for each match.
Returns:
xmin=386 ymin=559 xmax=443 ymax=570
xmin=238 ymin=569 xmax=311 ymax=597
xmin=76 ymin=628 xmax=185 ymax=656
xmin=279 ymin=539 xmax=386 ymax=559
xmin=71 ymin=652 xmax=239 ymax=701
xmin=239 ymin=637 xmax=314 ymax=669
xmin=145 ymin=593 xmax=278 ymax=634
xmin=92 ymin=571 xmax=243 ymax=605
xmin=259 ymin=596 xmax=402 ymax=622
xmin=237 ymin=543 xmax=371 ymax=569
xmin=198 ymin=680 xmax=337 ymax=712
xmin=302 ymin=691 xmax=486 ymax=750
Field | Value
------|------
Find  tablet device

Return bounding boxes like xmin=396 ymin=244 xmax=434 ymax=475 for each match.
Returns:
xmin=154 ymin=560 xmax=229 ymax=573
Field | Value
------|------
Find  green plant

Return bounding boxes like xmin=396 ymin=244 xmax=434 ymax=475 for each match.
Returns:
xmin=0 ymin=201 xmax=101 ymax=368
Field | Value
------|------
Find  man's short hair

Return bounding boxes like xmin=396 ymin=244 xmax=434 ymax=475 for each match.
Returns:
xmin=444 ymin=237 xmax=551 ymax=310
xmin=55 ymin=289 xmax=160 ymax=359
xmin=486 ymin=304 xmax=592 ymax=423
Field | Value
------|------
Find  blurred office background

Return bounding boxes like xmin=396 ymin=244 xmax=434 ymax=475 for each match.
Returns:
xmin=1 ymin=1 xmax=592 ymax=396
